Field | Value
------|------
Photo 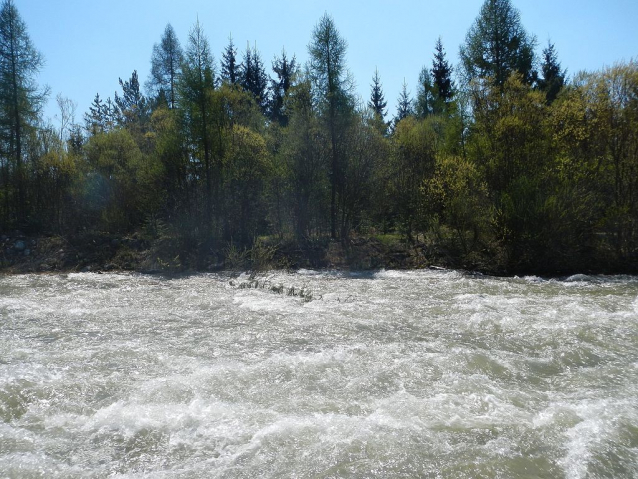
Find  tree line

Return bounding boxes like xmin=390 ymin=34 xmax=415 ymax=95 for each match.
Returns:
xmin=0 ymin=0 xmax=636 ymax=274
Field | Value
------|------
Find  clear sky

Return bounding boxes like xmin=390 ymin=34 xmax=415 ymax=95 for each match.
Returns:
xmin=18 ymin=0 xmax=638 ymax=126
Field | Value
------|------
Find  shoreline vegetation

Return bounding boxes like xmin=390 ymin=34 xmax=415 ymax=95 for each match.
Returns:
xmin=1 ymin=231 xmax=635 ymax=278
xmin=1 ymin=0 xmax=637 ymax=277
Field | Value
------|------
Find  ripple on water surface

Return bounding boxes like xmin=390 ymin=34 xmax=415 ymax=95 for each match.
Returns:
xmin=0 ymin=271 xmax=637 ymax=478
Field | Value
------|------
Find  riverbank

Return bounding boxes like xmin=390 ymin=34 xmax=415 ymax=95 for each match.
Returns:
xmin=0 ymin=232 xmax=434 ymax=275
xmin=1 ymin=231 xmax=635 ymax=277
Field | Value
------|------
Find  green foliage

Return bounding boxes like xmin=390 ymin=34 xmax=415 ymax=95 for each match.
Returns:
xmin=460 ymin=0 xmax=537 ymax=87
xmin=220 ymin=35 xmax=239 ymax=86
xmin=431 ymin=37 xmax=454 ymax=108
xmin=240 ymin=43 xmax=269 ymax=114
xmin=426 ymin=154 xmax=488 ymax=256
xmin=394 ymin=80 xmax=413 ymax=126
xmin=308 ymin=13 xmax=356 ymax=239
xmin=415 ymin=67 xmax=435 ymax=118
xmin=148 ymin=24 xmax=183 ymax=109
xmin=538 ymin=41 xmax=566 ymax=104
xmin=390 ymin=116 xmax=437 ymax=241
xmin=0 ymin=0 xmax=48 ymax=228
xmin=368 ymin=68 xmax=387 ymax=124
xmin=4 ymin=6 xmax=638 ymax=275
xmin=81 ymin=129 xmax=141 ymax=231
xmin=223 ymin=124 xmax=271 ymax=244
xmin=278 ymin=73 xmax=329 ymax=239
xmin=269 ymin=50 xmax=297 ymax=126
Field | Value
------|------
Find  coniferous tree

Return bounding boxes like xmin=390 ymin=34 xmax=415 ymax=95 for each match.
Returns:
xmin=269 ymin=49 xmax=297 ymax=125
xmin=431 ymin=37 xmax=454 ymax=107
xmin=0 ymin=0 xmax=47 ymax=226
xmin=460 ymin=0 xmax=537 ymax=87
xmin=308 ymin=13 xmax=354 ymax=238
xmin=415 ymin=67 xmax=435 ymax=118
xmin=84 ymin=93 xmax=106 ymax=135
xmin=181 ymin=19 xmax=216 ymax=227
xmin=240 ymin=43 xmax=269 ymax=113
xmin=148 ymin=23 xmax=183 ymax=109
xmin=538 ymin=41 xmax=566 ymax=104
xmin=220 ymin=34 xmax=240 ymax=86
xmin=394 ymin=80 xmax=413 ymax=126
xmin=114 ymin=70 xmax=148 ymax=127
xmin=104 ymin=97 xmax=118 ymax=129
xmin=368 ymin=68 xmax=387 ymax=120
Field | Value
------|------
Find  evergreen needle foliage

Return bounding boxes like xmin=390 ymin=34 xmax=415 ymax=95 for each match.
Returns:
xmin=1 ymin=1 xmax=637 ymax=276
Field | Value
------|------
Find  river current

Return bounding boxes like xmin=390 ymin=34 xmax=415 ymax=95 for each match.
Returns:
xmin=1 ymin=270 xmax=637 ymax=478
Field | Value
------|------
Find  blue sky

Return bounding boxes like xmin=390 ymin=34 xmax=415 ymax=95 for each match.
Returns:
xmin=18 ymin=0 xmax=638 ymax=125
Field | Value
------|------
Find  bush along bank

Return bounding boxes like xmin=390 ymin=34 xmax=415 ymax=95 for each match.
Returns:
xmin=0 ymin=233 xmax=440 ymax=275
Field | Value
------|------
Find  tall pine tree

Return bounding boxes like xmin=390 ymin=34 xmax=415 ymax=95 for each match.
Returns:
xmin=240 ymin=43 xmax=269 ymax=114
xmin=431 ymin=37 xmax=454 ymax=109
xmin=84 ymin=93 xmax=105 ymax=135
xmin=114 ymin=70 xmax=148 ymax=128
xmin=368 ymin=68 xmax=387 ymax=120
xmin=538 ymin=41 xmax=566 ymax=104
xmin=269 ymin=49 xmax=297 ymax=125
xmin=394 ymin=79 xmax=412 ymax=126
xmin=220 ymin=34 xmax=240 ymax=86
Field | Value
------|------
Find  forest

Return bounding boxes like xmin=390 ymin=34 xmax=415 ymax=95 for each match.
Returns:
xmin=0 ymin=0 xmax=636 ymax=275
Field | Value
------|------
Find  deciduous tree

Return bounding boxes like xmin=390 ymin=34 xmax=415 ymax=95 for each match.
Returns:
xmin=460 ymin=0 xmax=536 ymax=88
xmin=148 ymin=24 xmax=183 ymax=109
xmin=180 ymin=19 xmax=217 ymax=228
xmin=0 ymin=0 xmax=47 ymax=226
xmin=308 ymin=13 xmax=354 ymax=238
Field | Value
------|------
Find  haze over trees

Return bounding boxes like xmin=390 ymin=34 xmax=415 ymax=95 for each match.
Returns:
xmin=1 ymin=0 xmax=637 ymax=275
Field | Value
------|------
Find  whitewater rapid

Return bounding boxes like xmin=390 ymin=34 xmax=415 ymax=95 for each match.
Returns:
xmin=1 ymin=270 xmax=637 ymax=477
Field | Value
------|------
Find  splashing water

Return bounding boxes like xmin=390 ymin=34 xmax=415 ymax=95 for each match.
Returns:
xmin=1 ymin=271 xmax=637 ymax=478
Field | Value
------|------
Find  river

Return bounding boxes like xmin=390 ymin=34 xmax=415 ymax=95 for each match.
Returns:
xmin=1 ymin=270 xmax=637 ymax=478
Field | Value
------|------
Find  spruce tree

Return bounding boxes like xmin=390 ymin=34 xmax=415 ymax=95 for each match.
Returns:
xmin=394 ymin=79 xmax=413 ymax=126
xmin=221 ymin=34 xmax=239 ymax=86
xmin=84 ymin=93 xmax=105 ymax=135
xmin=431 ymin=37 xmax=454 ymax=106
xmin=460 ymin=0 xmax=537 ymax=87
xmin=240 ymin=43 xmax=268 ymax=113
xmin=368 ymin=68 xmax=387 ymax=121
xmin=269 ymin=49 xmax=297 ymax=125
xmin=538 ymin=41 xmax=566 ymax=104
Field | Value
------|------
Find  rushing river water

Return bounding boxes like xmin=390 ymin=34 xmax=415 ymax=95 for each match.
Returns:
xmin=1 ymin=270 xmax=637 ymax=478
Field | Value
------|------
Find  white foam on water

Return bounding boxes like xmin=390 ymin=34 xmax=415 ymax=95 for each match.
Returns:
xmin=563 ymin=274 xmax=594 ymax=283
xmin=522 ymin=275 xmax=546 ymax=283
xmin=1 ymin=271 xmax=636 ymax=477
xmin=232 ymin=290 xmax=306 ymax=314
